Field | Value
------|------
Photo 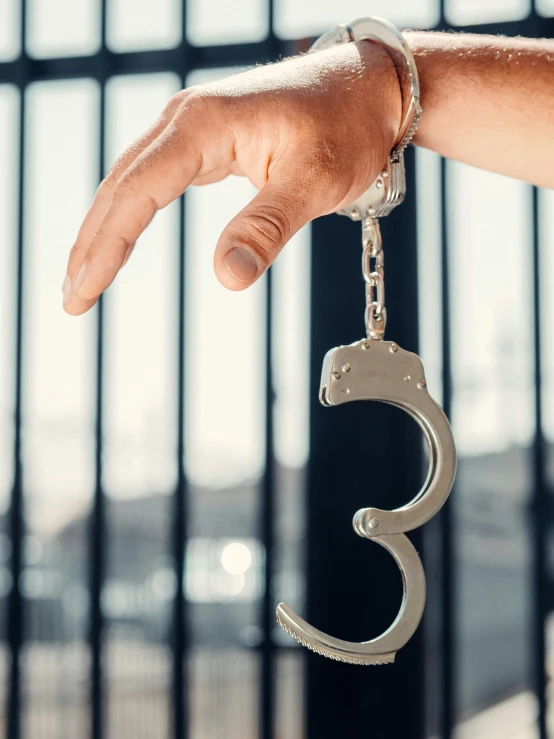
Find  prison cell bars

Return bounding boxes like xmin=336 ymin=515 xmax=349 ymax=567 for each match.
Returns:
xmin=0 ymin=2 xmax=553 ymax=739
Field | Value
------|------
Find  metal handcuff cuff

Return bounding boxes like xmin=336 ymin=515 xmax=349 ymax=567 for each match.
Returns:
xmin=276 ymin=17 xmax=457 ymax=665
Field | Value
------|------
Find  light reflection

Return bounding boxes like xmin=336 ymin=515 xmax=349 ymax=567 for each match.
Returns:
xmin=415 ymin=148 xmax=442 ymax=401
xmin=103 ymin=73 xmax=180 ymax=500
xmin=107 ymin=0 xmax=181 ymax=51
xmin=537 ymin=0 xmax=554 ymax=15
xmin=272 ymin=227 xmax=311 ymax=469
xmin=221 ymin=542 xmax=252 ymax=576
xmin=186 ymin=538 xmax=263 ymax=603
xmin=21 ymin=78 xmax=98 ymax=736
xmin=184 ymin=177 xmax=265 ymax=488
xmin=446 ymin=0 xmax=529 ymax=24
xmin=187 ymin=0 xmax=267 ymax=45
xmin=0 ymin=1 xmax=20 ymax=60
xmin=448 ymin=162 xmax=534 ymax=725
xmin=539 ymin=188 xmax=554 ymax=443
xmin=275 ymin=0 xmax=439 ymax=39
xmin=27 ymin=0 xmax=100 ymax=57
xmin=448 ymin=163 xmax=534 ymax=455
xmin=24 ymin=79 xmax=98 ymax=536
xmin=0 ymin=85 xmax=18 ymax=518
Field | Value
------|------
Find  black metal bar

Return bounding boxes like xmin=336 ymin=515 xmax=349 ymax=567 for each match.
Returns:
xmin=89 ymin=4 xmax=108 ymax=739
xmin=171 ymin=189 xmax=188 ymax=739
xmin=3 ymin=16 xmax=554 ymax=86
xmin=530 ymin=184 xmax=548 ymax=739
xmin=6 ymin=2 xmax=28 ymax=737
xmin=306 ymin=147 xmax=425 ymax=739
xmin=90 ymin=278 xmax=106 ymax=739
xmin=259 ymin=5 xmax=278 ymax=739
xmin=438 ymin=156 xmax=456 ymax=739
xmin=260 ymin=261 xmax=276 ymax=739
xmin=437 ymin=15 xmax=456 ymax=728
xmin=0 ymin=41 xmax=288 ymax=84
xmin=438 ymin=0 xmax=447 ymax=29
xmin=528 ymin=11 xmax=549 ymax=738
xmin=171 ymin=4 xmax=189 ymax=737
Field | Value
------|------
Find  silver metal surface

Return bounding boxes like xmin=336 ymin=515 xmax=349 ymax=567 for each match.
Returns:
xmin=276 ymin=532 xmax=426 ymax=665
xmin=340 ymin=155 xmax=406 ymax=222
xmin=362 ymin=217 xmax=386 ymax=339
xmin=320 ymin=340 xmax=456 ymax=534
xmin=277 ymin=340 xmax=456 ymax=664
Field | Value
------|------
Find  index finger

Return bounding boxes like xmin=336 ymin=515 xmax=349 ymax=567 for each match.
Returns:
xmin=64 ymin=91 xmax=232 ymax=315
xmin=63 ymin=94 xmax=183 ymax=309
xmin=71 ymin=126 xmax=202 ymax=309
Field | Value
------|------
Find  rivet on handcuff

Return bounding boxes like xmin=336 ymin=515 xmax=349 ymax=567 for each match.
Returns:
xmin=276 ymin=17 xmax=457 ymax=665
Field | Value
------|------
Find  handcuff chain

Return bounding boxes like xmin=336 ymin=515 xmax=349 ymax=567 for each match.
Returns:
xmin=362 ymin=216 xmax=386 ymax=340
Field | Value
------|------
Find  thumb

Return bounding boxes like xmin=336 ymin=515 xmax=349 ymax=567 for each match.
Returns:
xmin=214 ymin=166 xmax=320 ymax=290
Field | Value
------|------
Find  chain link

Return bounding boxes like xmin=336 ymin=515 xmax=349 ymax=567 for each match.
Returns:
xmin=361 ymin=217 xmax=386 ymax=340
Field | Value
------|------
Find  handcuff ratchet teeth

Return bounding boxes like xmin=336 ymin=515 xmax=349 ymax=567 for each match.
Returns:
xmin=276 ymin=17 xmax=457 ymax=665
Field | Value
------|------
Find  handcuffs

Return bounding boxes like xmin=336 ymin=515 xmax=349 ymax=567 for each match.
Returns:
xmin=276 ymin=17 xmax=457 ymax=665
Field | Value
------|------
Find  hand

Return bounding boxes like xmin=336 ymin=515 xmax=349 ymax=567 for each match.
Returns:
xmin=62 ymin=40 xmax=401 ymax=315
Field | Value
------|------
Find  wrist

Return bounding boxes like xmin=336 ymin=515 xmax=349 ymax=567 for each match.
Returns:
xmin=355 ymin=39 xmax=404 ymax=157
xmin=401 ymin=31 xmax=432 ymax=147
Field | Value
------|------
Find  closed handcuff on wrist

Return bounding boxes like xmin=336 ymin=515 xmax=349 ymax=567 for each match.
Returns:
xmin=276 ymin=17 xmax=457 ymax=665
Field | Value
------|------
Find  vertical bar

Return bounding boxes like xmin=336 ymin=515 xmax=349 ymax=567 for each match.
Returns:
xmin=438 ymin=0 xmax=447 ymax=27
xmin=530 ymin=184 xmax=547 ymax=739
xmin=439 ymin=156 xmax=455 ymax=739
xmin=260 ymin=263 xmax=276 ymax=739
xmin=260 ymin=5 xmax=278 ymax=739
xmin=530 ymin=11 xmax=548 ymax=736
xmin=437 ymin=9 xmax=456 ymax=728
xmin=306 ymin=148 xmax=424 ymax=739
xmin=524 ymin=7 xmax=548 ymax=735
xmin=7 ymin=2 xmax=27 ymax=738
xmin=172 ymin=4 xmax=189 ymax=738
xmin=90 ymin=4 xmax=107 ymax=739
xmin=415 ymin=148 xmax=442 ymax=739
xmin=172 ymin=177 xmax=187 ymax=739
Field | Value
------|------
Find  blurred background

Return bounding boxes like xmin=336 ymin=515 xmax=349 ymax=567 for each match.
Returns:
xmin=0 ymin=0 xmax=553 ymax=738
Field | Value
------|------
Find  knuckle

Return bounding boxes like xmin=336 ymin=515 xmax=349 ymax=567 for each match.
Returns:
xmin=168 ymin=86 xmax=197 ymax=113
xmin=173 ymin=84 xmax=231 ymax=125
xmin=166 ymin=89 xmax=187 ymax=112
xmin=97 ymin=171 xmax=117 ymax=198
xmin=244 ymin=204 xmax=291 ymax=251
xmin=114 ymin=169 xmax=139 ymax=200
xmin=174 ymin=85 xmax=209 ymax=115
xmin=111 ymin=168 xmax=159 ymax=228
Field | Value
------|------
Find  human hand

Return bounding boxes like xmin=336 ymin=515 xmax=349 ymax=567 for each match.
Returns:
xmin=62 ymin=40 xmax=401 ymax=315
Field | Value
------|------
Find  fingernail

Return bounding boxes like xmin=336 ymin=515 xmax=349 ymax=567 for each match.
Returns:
xmin=223 ymin=247 xmax=259 ymax=283
xmin=74 ymin=263 xmax=87 ymax=294
xmin=62 ymin=275 xmax=72 ymax=307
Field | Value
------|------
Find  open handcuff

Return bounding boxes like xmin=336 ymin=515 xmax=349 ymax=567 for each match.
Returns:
xmin=276 ymin=17 xmax=457 ymax=665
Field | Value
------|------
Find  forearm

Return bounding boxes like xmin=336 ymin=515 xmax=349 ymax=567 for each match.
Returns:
xmin=404 ymin=31 xmax=554 ymax=188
